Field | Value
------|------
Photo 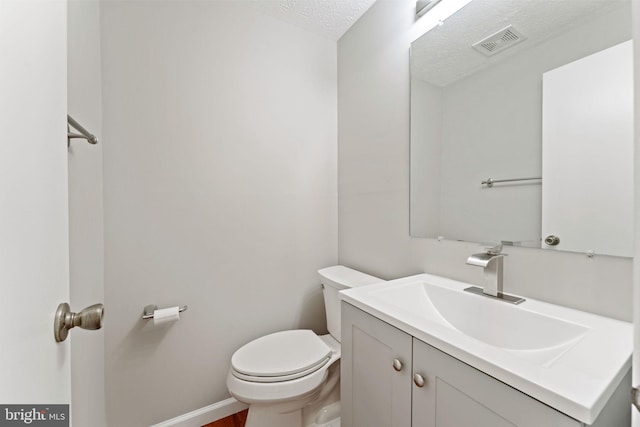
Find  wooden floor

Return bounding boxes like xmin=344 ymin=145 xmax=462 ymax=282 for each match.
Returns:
xmin=202 ymin=410 xmax=248 ymax=427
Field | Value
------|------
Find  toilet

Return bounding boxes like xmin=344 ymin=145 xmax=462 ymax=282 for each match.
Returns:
xmin=226 ymin=266 xmax=383 ymax=427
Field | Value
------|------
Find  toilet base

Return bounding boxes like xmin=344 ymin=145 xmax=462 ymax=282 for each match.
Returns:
xmin=244 ymin=402 xmax=340 ymax=427
xmin=302 ymin=375 xmax=340 ymax=426
xmin=243 ymin=362 xmax=341 ymax=427
xmin=245 ymin=404 xmax=302 ymax=427
xmin=307 ymin=401 xmax=340 ymax=427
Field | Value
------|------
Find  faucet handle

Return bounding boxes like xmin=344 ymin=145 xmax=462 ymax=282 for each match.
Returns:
xmin=485 ymin=243 xmax=505 ymax=256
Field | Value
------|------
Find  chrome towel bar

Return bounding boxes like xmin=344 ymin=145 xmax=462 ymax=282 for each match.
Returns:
xmin=481 ymin=176 xmax=541 ymax=188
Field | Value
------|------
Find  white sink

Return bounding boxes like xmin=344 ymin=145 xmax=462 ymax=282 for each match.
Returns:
xmin=340 ymin=273 xmax=632 ymax=425
xmin=370 ymin=281 xmax=589 ymax=366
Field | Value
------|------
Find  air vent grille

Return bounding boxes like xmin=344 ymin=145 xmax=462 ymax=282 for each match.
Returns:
xmin=472 ymin=25 xmax=526 ymax=56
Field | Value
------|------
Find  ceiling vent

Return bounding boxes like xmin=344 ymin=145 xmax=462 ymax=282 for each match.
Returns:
xmin=472 ymin=25 xmax=526 ymax=56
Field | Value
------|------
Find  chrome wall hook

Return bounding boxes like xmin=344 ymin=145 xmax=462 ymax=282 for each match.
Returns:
xmin=54 ymin=302 xmax=104 ymax=342
xmin=67 ymin=115 xmax=99 ymax=146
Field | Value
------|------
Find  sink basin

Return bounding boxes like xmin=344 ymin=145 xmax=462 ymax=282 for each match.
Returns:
xmin=369 ymin=280 xmax=588 ymax=365
xmin=339 ymin=273 xmax=632 ymax=425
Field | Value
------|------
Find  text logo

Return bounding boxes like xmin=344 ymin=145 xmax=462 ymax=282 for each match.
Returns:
xmin=0 ymin=406 xmax=68 ymax=426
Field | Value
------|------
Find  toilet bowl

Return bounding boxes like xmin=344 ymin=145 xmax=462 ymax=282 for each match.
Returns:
xmin=226 ymin=266 xmax=383 ymax=427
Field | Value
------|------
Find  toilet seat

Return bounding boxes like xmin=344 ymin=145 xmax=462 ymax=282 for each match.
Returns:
xmin=231 ymin=330 xmax=332 ymax=383
xmin=227 ymin=334 xmax=341 ymax=404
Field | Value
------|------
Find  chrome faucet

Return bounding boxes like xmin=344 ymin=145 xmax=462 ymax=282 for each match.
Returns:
xmin=466 ymin=243 xmax=505 ymax=297
xmin=465 ymin=244 xmax=524 ymax=304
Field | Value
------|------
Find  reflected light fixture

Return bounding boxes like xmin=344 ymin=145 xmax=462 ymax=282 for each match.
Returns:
xmin=413 ymin=0 xmax=474 ymax=40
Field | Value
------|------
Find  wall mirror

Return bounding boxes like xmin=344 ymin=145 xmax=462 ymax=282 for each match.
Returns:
xmin=410 ymin=0 xmax=633 ymax=257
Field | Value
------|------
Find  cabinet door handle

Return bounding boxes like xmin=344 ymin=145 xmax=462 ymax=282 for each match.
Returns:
xmin=413 ymin=373 xmax=426 ymax=388
xmin=392 ymin=358 xmax=403 ymax=372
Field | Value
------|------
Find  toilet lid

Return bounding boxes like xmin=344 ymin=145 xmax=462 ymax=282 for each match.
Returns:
xmin=231 ymin=330 xmax=332 ymax=382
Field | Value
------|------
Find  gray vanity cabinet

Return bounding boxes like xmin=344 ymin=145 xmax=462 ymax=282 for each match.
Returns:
xmin=412 ymin=338 xmax=579 ymax=427
xmin=341 ymin=302 xmax=582 ymax=427
xmin=341 ymin=301 xmax=412 ymax=427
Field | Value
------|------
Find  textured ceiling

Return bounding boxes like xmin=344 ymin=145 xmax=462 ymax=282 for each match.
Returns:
xmin=240 ymin=0 xmax=377 ymax=41
xmin=412 ymin=0 xmax=629 ymax=87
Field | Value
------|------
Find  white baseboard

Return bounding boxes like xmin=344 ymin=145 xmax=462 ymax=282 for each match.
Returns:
xmin=149 ymin=397 xmax=248 ymax=427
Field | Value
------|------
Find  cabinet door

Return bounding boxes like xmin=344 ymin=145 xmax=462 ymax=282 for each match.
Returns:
xmin=412 ymin=338 xmax=580 ymax=427
xmin=341 ymin=303 xmax=412 ymax=427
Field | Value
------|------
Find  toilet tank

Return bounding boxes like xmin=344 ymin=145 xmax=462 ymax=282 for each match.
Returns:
xmin=318 ymin=266 xmax=384 ymax=342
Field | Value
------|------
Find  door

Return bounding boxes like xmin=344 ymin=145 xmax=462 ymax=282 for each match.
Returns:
xmin=341 ymin=303 xmax=412 ymax=427
xmin=0 ymin=0 xmax=71 ymax=421
xmin=541 ymin=40 xmax=634 ymax=257
xmin=633 ymin=3 xmax=640 ymax=426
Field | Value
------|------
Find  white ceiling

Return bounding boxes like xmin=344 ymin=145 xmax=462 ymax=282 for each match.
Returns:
xmin=240 ymin=0 xmax=377 ymax=41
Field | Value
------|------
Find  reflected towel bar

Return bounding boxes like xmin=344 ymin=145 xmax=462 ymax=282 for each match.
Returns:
xmin=481 ymin=177 xmax=541 ymax=188
xmin=67 ymin=114 xmax=99 ymax=145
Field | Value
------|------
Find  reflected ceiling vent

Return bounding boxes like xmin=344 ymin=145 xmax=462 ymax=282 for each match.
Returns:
xmin=472 ymin=25 xmax=526 ymax=56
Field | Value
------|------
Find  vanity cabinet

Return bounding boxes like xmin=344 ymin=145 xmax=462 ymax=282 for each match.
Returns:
xmin=341 ymin=303 xmax=583 ymax=427
xmin=412 ymin=338 xmax=578 ymax=427
xmin=341 ymin=300 xmax=413 ymax=427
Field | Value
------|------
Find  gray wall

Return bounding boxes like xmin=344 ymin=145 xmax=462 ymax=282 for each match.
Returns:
xmin=410 ymin=78 xmax=442 ymax=238
xmin=100 ymin=2 xmax=337 ymax=425
xmin=67 ymin=1 xmax=107 ymax=425
xmin=338 ymin=0 xmax=632 ymax=322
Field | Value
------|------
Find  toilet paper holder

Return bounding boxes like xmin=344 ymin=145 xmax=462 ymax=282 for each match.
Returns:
xmin=142 ymin=304 xmax=188 ymax=319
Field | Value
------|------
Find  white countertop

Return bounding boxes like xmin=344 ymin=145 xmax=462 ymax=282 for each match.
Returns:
xmin=340 ymin=273 xmax=632 ymax=424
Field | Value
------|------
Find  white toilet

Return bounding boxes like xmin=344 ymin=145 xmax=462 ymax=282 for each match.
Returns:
xmin=226 ymin=266 xmax=383 ymax=427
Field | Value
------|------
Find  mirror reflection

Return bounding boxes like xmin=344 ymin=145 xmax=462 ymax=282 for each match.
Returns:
xmin=410 ymin=0 xmax=633 ymax=257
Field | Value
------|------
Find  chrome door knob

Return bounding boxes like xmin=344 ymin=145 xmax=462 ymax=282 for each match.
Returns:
xmin=544 ymin=235 xmax=560 ymax=246
xmin=392 ymin=358 xmax=403 ymax=372
xmin=632 ymin=386 xmax=640 ymax=412
xmin=413 ymin=373 xmax=426 ymax=388
xmin=54 ymin=302 xmax=104 ymax=342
